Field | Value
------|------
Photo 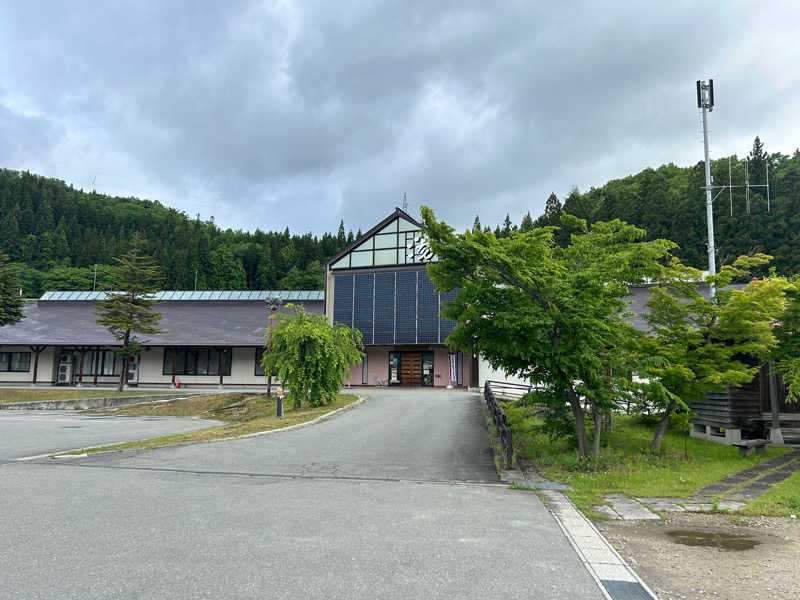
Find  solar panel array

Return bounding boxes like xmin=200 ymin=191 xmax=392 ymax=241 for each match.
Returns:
xmin=39 ymin=290 xmax=325 ymax=302
xmin=333 ymin=270 xmax=457 ymax=345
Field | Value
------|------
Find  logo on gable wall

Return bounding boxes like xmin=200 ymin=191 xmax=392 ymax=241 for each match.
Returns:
xmin=407 ymin=235 xmax=435 ymax=263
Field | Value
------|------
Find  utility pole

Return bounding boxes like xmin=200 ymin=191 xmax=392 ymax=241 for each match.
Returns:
xmin=697 ymin=79 xmax=716 ymax=296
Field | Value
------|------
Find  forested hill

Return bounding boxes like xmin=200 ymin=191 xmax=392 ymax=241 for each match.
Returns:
xmin=0 ymin=169 xmax=361 ymax=297
xmin=549 ymin=137 xmax=800 ymax=274
xmin=2 ymin=136 xmax=799 ymax=297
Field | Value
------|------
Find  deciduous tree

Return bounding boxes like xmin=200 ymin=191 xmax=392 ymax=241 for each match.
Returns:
xmin=638 ymin=255 xmax=790 ymax=451
xmin=421 ymin=207 xmax=673 ymax=457
xmin=261 ymin=304 xmax=362 ymax=408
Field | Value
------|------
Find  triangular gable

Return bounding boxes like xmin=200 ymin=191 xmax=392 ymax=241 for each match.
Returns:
xmin=328 ymin=208 xmax=435 ymax=270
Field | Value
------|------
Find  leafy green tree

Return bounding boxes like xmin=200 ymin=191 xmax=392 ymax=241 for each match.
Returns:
xmin=638 ymin=255 xmax=790 ymax=451
xmin=261 ymin=304 xmax=362 ymax=408
xmin=421 ymin=207 xmax=673 ymax=457
xmin=208 ymin=247 xmax=247 ymax=289
xmin=0 ymin=253 xmax=25 ymax=326
xmin=773 ymin=277 xmax=800 ymax=403
xmin=95 ymin=239 xmax=164 ymax=391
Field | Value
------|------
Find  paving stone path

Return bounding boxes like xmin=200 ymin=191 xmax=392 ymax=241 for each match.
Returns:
xmin=593 ymin=449 xmax=800 ymax=520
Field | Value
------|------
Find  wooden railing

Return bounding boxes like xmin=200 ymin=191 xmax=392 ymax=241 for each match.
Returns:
xmin=484 ymin=381 xmax=515 ymax=468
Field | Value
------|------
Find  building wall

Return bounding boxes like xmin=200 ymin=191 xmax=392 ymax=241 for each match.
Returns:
xmin=137 ymin=347 xmax=269 ymax=387
xmin=345 ymin=345 xmax=469 ymax=388
xmin=478 ymin=355 xmax=530 ymax=389
xmin=0 ymin=345 xmax=57 ymax=384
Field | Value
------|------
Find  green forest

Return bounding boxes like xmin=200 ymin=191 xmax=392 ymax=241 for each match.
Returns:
xmin=1 ymin=137 xmax=798 ymax=297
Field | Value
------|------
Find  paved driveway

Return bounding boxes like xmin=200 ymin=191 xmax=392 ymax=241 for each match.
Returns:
xmin=0 ymin=389 xmax=603 ymax=599
xmin=0 ymin=411 xmax=222 ymax=460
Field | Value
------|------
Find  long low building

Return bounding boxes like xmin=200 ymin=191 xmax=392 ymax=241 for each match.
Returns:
xmin=0 ymin=290 xmax=324 ymax=387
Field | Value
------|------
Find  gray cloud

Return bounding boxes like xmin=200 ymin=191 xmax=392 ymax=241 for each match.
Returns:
xmin=1 ymin=1 xmax=798 ymax=235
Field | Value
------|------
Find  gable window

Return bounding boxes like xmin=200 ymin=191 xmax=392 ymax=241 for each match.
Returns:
xmin=330 ymin=216 xmax=433 ymax=270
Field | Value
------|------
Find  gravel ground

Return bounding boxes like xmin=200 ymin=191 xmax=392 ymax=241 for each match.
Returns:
xmin=598 ymin=512 xmax=800 ymax=600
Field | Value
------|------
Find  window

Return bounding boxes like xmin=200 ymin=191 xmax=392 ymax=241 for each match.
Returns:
xmin=163 ymin=348 xmax=232 ymax=376
xmin=81 ymin=350 xmax=121 ymax=376
xmin=0 ymin=352 xmax=31 ymax=372
xmin=329 ymin=217 xmax=432 ymax=270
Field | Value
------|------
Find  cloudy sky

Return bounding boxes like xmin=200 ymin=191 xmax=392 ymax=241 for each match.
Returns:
xmin=1 ymin=1 xmax=798 ymax=235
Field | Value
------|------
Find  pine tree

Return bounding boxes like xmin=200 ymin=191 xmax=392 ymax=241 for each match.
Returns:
xmin=501 ymin=214 xmax=512 ymax=237
xmin=0 ymin=252 xmax=25 ymax=325
xmin=95 ymin=238 xmax=164 ymax=390
xmin=543 ymin=192 xmax=563 ymax=226
xmin=337 ymin=220 xmax=346 ymax=246
xmin=472 ymin=215 xmax=482 ymax=233
xmin=519 ymin=212 xmax=534 ymax=232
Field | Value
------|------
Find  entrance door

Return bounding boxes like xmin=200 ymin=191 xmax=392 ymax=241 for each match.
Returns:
xmin=421 ymin=352 xmax=434 ymax=386
xmin=389 ymin=351 xmax=429 ymax=386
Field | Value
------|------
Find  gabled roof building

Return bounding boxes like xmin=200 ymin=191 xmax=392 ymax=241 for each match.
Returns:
xmin=324 ymin=208 xmax=473 ymax=387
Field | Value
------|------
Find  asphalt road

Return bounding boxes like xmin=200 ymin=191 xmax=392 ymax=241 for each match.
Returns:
xmin=0 ymin=389 xmax=603 ymax=599
xmin=0 ymin=411 xmax=222 ymax=459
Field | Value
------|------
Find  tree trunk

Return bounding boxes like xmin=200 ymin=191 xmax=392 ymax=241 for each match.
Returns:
xmin=566 ymin=385 xmax=589 ymax=458
xmin=650 ymin=399 xmax=678 ymax=452
xmin=118 ymin=331 xmax=130 ymax=392
xmin=592 ymin=403 xmax=602 ymax=458
xmin=118 ymin=356 xmax=127 ymax=392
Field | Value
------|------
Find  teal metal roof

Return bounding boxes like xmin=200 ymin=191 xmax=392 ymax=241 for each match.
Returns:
xmin=39 ymin=290 xmax=324 ymax=302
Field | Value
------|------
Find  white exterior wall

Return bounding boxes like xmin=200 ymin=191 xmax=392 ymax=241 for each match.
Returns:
xmin=137 ymin=347 xmax=269 ymax=387
xmin=0 ymin=345 xmax=59 ymax=384
xmin=478 ymin=355 xmax=531 ymax=389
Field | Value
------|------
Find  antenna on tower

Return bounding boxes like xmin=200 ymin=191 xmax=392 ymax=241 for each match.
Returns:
xmin=402 ymin=193 xmax=408 ymax=212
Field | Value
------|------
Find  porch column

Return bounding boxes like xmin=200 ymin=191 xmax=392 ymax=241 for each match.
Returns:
xmin=76 ymin=346 xmax=90 ymax=386
xmin=93 ymin=348 xmax=100 ymax=385
xmin=171 ymin=348 xmax=177 ymax=387
xmin=217 ymin=347 xmax=225 ymax=388
xmin=769 ymin=362 xmax=784 ymax=445
xmin=30 ymin=345 xmax=46 ymax=386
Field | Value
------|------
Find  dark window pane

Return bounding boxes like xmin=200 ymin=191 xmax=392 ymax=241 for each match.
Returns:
xmin=255 ymin=348 xmax=265 ymax=376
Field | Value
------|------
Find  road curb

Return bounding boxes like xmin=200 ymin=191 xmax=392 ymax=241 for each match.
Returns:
xmin=539 ymin=489 xmax=659 ymax=600
xmin=41 ymin=395 xmax=368 ymax=459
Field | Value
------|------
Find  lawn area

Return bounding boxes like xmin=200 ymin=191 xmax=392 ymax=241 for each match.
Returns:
xmin=0 ymin=388 xmax=183 ymax=403
xmin=59 ymin=392 xmax=360 ymax=455
xmin=739 ymin=471 xmax=800 ymax=517
xmin=504 ymin=403 xmax=790 ymax=517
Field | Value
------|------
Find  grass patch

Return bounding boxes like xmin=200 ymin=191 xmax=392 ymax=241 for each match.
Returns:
xmin=58 ymin=392 xmax=360 ymax=455
xmin=739 ymin=471 xmax=800 ymax=517
xmin=0 ymin=388 xmax=183 ymax=403
xmin=504 ymin=404 xmax=789 ymax=516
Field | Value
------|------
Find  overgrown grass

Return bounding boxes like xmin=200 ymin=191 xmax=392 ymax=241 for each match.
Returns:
xmin=504 ymin=404 xmax=789 ymax=516
xmin=0 ymin=388 xmax=182 ymax=403
xmin=58 ymin=393 xmax=360 ymax=455
xmin=739 ymin=471 xmax=800 ymax=516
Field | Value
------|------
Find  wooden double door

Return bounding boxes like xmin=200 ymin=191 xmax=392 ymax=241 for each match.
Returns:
xmin=389 ymin=351 xmax=434 ymax=386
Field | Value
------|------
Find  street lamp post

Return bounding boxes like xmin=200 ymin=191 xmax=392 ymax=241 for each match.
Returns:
xmin=265 ymin=297 xmax=283 ymax=414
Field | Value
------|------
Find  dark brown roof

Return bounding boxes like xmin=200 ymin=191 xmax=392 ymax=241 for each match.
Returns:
xmin=0 ymin=299 xmax=324 ymax=347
